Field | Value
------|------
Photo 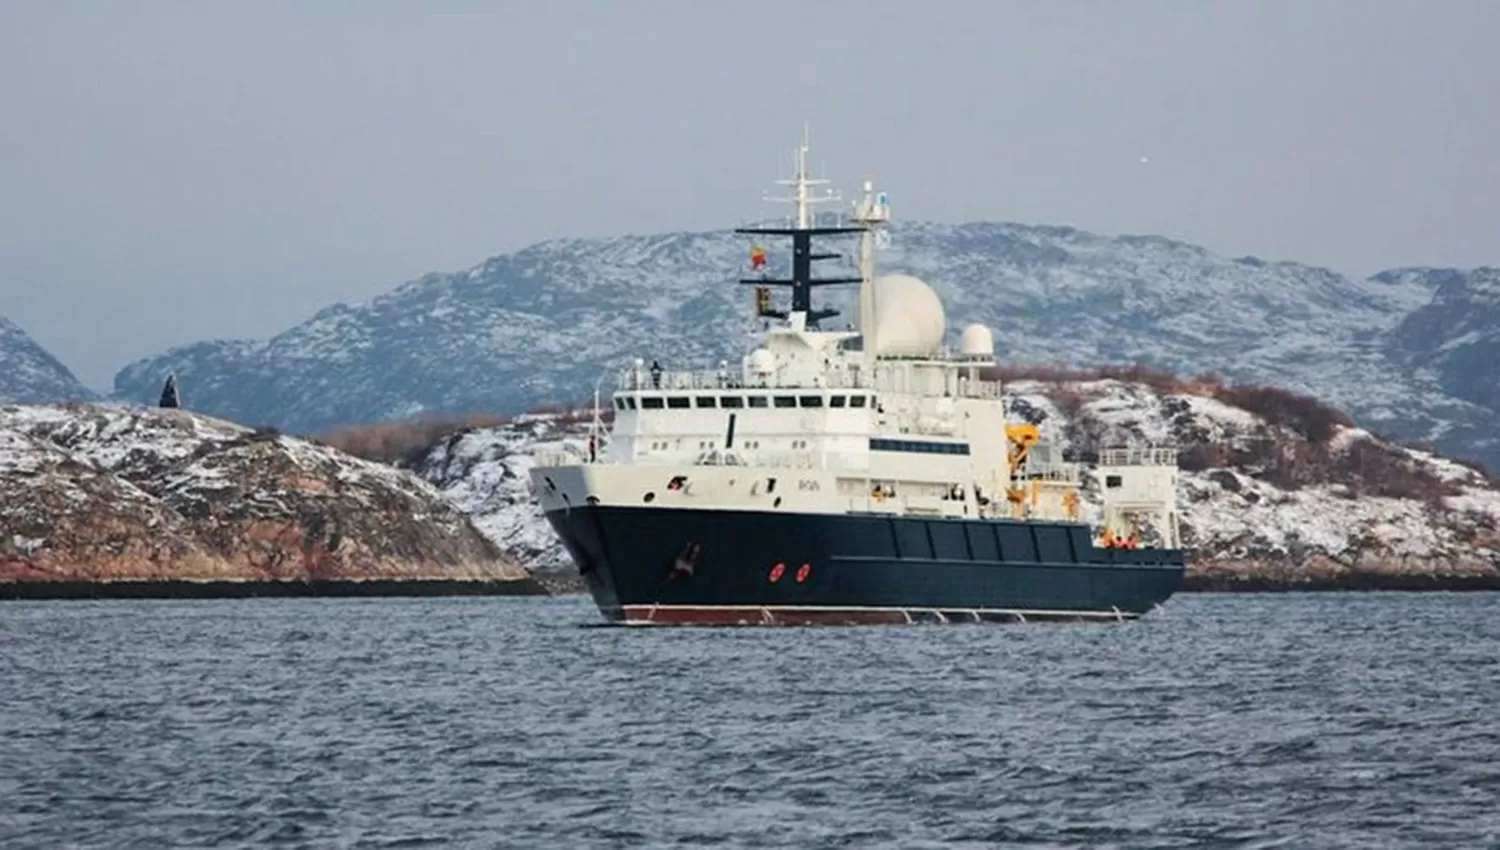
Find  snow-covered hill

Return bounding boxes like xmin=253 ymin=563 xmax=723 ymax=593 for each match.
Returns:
xmin=111 ymin=223 xmax=1498 ymax=467
xmin=408 ymin=380 xmax=1500 ymax=588
xmin=413 ymin=412 xmax=584 ymax=570
xmin=0 ymin=317 xmax=95 ymax=404
xmin=0 ymin=403 xmax=527 ymax=585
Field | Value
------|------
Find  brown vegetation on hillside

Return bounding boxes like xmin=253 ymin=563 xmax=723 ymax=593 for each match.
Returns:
xmin=317 ymin=414 xmax=511 ymax=466
xmin=314 ymin=406 xmax=605 ymax=466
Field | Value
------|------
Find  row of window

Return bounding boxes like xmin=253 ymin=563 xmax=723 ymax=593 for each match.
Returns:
xmin=647 ymin=439 xmax=763 ymax=450
xmin=641 ymin=437 xmax=964 ymax=455
xmin=617 ymin=393 xmax=872 ymax=411
xmin=869 ymin=438 xmax=971 ymax=456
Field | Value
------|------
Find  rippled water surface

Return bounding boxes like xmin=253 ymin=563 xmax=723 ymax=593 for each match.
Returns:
xmin=3 ymin=593 xmax=1499 ymax=848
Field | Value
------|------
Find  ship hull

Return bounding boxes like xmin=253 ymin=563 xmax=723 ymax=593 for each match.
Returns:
xmin=544 ymin=505 xmax=1184 ymax=625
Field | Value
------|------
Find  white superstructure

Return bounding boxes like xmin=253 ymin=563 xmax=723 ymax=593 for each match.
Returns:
xmin=532 ymin=130 xmax=1179 ymax=549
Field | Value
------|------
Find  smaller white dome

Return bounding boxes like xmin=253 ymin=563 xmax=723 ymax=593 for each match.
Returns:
xmin=747 ymin=348 xmax=776 ymax=375
xmin=959 ymin=323 xmax=994 ymax=358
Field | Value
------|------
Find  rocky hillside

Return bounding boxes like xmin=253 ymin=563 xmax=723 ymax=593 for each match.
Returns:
xmin=0 ymin=317 xmax=95 ymax=404
xmin=1379 ymin=267 xmax=1500 ymax=416
xmin=396 ymin=377 xmax=1500 ymax=590
xmin=0 ymin=403 xmax=531 ymax=590
xmin=111 ymin=223 xmax=1499 ymax=467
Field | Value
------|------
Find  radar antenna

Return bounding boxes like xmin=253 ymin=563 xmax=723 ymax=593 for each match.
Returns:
xmin=762 ymin=123 xmax=841 ymax=229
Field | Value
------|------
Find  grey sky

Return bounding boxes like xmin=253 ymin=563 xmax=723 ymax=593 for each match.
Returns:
xmin=3 ymin=0 xmax=1497 ymax=388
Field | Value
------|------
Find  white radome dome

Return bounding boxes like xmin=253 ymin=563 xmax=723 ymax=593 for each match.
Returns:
xmin=747 ymin=348 xmax=776 ymax=375
xmin=869 ymin=274 xmax=946 ymax=357
xmin=959 ymin=323 xmax=994 ymax=358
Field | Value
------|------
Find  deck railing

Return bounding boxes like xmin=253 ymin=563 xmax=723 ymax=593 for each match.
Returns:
xmin=616 ymin=368 xmax=1003 ymax=398
xmin=1098 ymin=446 xmax=1179 ymax=467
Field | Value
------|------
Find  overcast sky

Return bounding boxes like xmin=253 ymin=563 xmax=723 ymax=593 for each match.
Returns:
xmin=2 ymin=0 xmax=1497 ymax=388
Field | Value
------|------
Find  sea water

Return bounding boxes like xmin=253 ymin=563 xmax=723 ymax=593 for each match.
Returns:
xmin=2 ymin=593 xmax=1497 ymax=848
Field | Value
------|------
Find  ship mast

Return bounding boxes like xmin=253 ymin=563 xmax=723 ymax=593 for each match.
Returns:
xmin=736 ymin=126 xmax=863 ymax=331
xmin=770 ymin=124 xmax=836 ymax=231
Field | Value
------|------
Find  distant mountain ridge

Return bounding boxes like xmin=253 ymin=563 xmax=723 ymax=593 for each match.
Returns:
xmin=107 ymin=222 xmax=1499 ymax=466
xmin=0 ymin=317 xmax=95 ymax=404
xmin=1378 ymin=266 xmax=1500 ymax=416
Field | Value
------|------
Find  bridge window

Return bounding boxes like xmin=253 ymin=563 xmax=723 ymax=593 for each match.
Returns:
xmin=829 ymin=395 xmax=847 ymax=408
xmin=850 ymin=395 xmax=868 ymax=408
xmin=624 ymin=397 xmax=636 ymax=409
xmin=614 ymin=398 xmax=626 ymax=410
xmin=748 ymin=396 xmax=768 ymax=408
xmin=721 ymin=396 xmax=744 ymax=408
xmin=641 ymin=397 xmax=664 ymax=409
xmin=799 ymin=395 xmax=823 ymax=408
xmin=869 ymin=438 xmax=971 ymax=455
xmin=695 ymin=396 xmax=717 ymax=408
xmin=667 ymin=396 xmax=690 ymax=409
xmin=773 ymin=396 xmax=796 ymax=408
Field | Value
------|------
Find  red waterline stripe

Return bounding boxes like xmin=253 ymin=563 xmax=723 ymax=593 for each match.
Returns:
xmin=615 ymin=604 xmax=1140 ymax=626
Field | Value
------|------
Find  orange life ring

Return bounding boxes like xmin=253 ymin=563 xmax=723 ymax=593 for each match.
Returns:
xmin=768 ymin=563 xmax=785 ymax=583
xmin=795 ymin=563 xmax=811 ymax=583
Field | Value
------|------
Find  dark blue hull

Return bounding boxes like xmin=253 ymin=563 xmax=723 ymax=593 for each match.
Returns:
xmin=544 ymin=505 xmax=1184 ymax=625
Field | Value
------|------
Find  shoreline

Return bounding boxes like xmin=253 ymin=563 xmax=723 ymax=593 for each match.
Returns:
xmin=0 ymin=577 xmax=550 ymax=601
xmin=1181 ymin=573 xmax=1500 ymax=592
xmin=532 ymin=573 xmax=1500 ymax=596
xmin=6 ymin=574 xmax=1497 ymax=601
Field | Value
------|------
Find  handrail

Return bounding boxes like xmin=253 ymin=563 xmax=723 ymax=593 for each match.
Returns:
xmin=1098 ymin=446 xmax=1179 ymax=467
xmin=616 ymin=368 xmax=1004 ymax=398
xmin=618 ymin=369 xmax=871 ymax=391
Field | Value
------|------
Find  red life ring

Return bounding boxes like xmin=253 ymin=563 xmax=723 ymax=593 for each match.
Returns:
xmin=795 ymin=563 xmax=811 ymax=583
xmin=768 ymin=563 xmax=786 ymax=583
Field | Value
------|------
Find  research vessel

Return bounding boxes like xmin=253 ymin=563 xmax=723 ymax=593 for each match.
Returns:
xmin=531 ymin=130 xmax=1185 ymax=625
